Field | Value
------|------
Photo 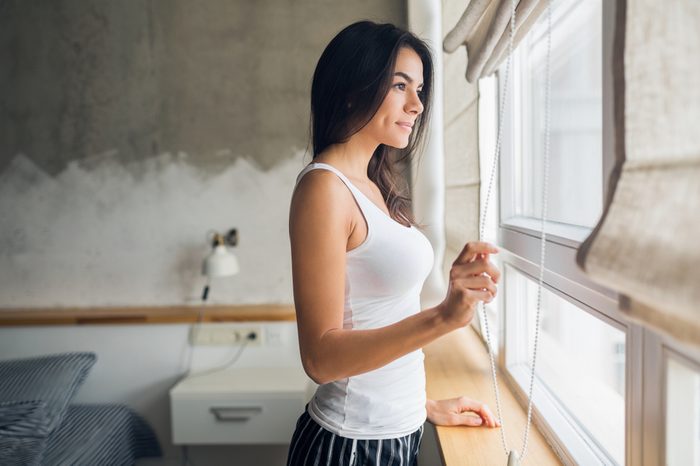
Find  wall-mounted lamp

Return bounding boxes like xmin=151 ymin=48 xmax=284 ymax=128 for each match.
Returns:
xmin=201 ymin=228 xmax=239 ymax=301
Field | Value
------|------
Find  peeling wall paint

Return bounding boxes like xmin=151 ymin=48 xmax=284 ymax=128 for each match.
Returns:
xmin=0 ymin=2 xmax=414 ymax=464
xmin=0 ymin=0 xmax=407 ymax=309
xmin=0 ymin=150 xmax=309 ymax=306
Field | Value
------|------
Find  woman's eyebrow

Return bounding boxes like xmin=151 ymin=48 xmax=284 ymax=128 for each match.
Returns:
xmin=393 ymin=71 xmax=424 ymax=87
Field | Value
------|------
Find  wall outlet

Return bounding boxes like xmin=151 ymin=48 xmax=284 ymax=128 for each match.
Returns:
xmin=190 ymin=324 xmax=263 ymax=346
xmin=265 ymin=327 xmax=285 ymax=347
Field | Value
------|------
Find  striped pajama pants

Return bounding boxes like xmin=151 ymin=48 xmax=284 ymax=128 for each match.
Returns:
xmin=286 ymin=408 xmax=424 ymax=466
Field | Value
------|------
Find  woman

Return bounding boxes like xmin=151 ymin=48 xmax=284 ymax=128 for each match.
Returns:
xmin=287 ymin=20 xmax=501 ymax=465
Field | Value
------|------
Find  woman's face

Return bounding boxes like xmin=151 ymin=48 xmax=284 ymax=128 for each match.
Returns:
xmin=361 ymin=47 xmax=425 ymax=149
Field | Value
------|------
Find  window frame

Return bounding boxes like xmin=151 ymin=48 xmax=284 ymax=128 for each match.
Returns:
xmin=473 ymin=1 xmax=700 ymax=465
xmin=497 ymin=257 xmax=627 ymax=464
xmin=475 ymin=0 xmax=632 ymax=464
xmin=643 ymin=326 xmax=700 ymax=466
xmin=500 ymin=0 xmax=607 ymax=234
xmin=664 ymin=349 xmax=700 ymax=466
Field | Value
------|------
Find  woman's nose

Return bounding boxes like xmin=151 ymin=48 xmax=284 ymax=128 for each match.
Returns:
xmin=406 ymin=91 xmax=424 ymax=115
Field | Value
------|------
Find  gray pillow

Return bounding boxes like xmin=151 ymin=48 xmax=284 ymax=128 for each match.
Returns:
xmin=0 ymin=353 xmax=96 ymax=434
xmin=0 ymin=400 xmax=51 ymax=466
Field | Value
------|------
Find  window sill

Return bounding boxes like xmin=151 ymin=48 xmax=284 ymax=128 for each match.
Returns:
xmin=424 ymin=326 xmax=561 ymax=465
xmin=0 ymin=304 xmax=296 ymax=326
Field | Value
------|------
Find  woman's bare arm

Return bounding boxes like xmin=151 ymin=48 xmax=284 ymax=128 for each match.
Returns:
xmin=290 ymin=170 xmax=497 ymax=385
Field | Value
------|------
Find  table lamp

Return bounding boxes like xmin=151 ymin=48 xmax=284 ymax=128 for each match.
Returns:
xmin=201 ymin=229 xmax=239 ymax=301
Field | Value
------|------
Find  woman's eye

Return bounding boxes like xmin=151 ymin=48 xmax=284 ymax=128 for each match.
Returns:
xmin=394 ymin=83 xmax=406 ymax=91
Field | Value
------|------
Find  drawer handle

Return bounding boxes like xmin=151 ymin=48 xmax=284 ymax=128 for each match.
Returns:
xmin=209 ymin=406 xmax=263 ymax=422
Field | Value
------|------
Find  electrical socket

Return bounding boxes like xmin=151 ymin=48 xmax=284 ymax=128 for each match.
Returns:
xmin=264 ymin=327 xmax=285 ymax=347
xmin=190 ymin=324 xmax=263 ymax=346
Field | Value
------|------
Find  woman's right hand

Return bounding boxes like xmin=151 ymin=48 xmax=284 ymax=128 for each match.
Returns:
xmin=439 ymin=242 xmax=501 ymax=328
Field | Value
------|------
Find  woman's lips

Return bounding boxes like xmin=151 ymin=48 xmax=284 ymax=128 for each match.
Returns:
xmin=396 ymin=123 xmax=413 ymax=132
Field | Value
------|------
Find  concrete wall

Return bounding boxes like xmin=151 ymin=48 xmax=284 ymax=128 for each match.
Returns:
xmin=441 ymin=1 xmax=481 ymax=280
xmin=0 ymin=0 xmax=406 ymax=307
xmin=0 ymin=0 xmax=407 ymax=175
xmin=0 ymin=1 xmax=409 ymax=465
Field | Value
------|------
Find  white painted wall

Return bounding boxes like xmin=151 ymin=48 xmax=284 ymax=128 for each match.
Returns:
xmin=408 ymin=0 xmax=448 ymax=310
xmin=0 ymin=3 xmax=451 ymax=462
xmin=0 ymin=148 xmax=312 ymax=465
xmin=0 ymin=150 xmax=305 ymax=307
xmin=0 ymin=1 xmax=451 ymax=464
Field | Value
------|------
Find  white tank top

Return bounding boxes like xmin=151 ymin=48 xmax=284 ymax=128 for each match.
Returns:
xmin=293 ymin=162 xmax=435 ymax=439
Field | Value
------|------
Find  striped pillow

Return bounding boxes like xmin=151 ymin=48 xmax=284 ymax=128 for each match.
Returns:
xmin=0 ymin=353 xmax=96 ymax=434
xmin=0 ymin=400 xmax=51 ymax=466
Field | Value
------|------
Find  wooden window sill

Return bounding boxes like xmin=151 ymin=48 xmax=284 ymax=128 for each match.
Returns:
xmin=0 ymin=304 xmax=295 ymax=326
xmin=424 ymin=326 xmax=562 ymax=465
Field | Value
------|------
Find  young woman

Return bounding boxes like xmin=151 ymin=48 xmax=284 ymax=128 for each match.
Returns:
xmin=287 ymin=20 xmax=501 ymax=466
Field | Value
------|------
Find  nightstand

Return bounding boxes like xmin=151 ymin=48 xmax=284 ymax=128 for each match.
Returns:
xmin=170 ymin=366 xmax=315 ymax=445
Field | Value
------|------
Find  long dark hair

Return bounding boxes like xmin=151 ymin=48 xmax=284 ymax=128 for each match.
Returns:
xmin=310 ymin=20 xmax=434 ymax=227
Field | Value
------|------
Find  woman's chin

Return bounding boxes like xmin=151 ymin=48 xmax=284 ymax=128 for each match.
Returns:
xmin=385 ymin=137 xmax=411 ymax=149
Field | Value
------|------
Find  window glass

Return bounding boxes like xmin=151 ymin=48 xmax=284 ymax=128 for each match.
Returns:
xmin=516 ymin=0 xmax=603 ymax=228
xmin=506 ymin=265 xmax=625 ymax=464
xmin=666 ymin=356 xmax=700 ymax=466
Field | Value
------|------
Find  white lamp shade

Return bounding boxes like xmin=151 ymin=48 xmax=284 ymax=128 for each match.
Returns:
xmin=203 ymin=244 xmax=240 ymax=278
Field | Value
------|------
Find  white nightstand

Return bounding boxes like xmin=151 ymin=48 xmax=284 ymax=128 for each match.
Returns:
xmin=170 ymin=366 xmax=315 ymax=445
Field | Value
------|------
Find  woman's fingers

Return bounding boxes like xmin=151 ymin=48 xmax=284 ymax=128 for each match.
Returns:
xmin=451 ymin=259 xmax=501 ymax=283
xmin=441 ymin=242 xmax=500 ymax=327
xmin=454 ymin=276 xmax=497 ymax=297
xmin=454 ymin=242 xmax=499 ymax=265
xmin=484 ymin=260 xmax=501 ymax=284
xmin=455 ymin=414 xmax=484 ymax=427
xmin=458 ymin=397 xmax=500 ymax=428
xmin=459 ymin=287 xmax=494 ymax=304
xmin=477 ymin=404 xmax=500 ymax=428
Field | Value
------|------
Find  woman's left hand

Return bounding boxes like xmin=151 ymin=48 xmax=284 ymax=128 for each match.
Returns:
xmin=426 ymin=397 xmax=501 ymax=428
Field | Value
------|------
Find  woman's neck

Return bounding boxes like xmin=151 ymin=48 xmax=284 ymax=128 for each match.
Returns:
xmin=315 ymin=134 xmax=379 ymax=181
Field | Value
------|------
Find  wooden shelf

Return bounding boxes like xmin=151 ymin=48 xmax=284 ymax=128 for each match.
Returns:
xmin=424 ymin=326 xmax=561 ymax=466
xmin=0 ymin=304 xmax=296 ymax=326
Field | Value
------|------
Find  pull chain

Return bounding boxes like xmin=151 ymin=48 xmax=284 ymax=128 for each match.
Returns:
xmin=477 ymin=0 xmax=552 ymax=463
xmin=478 ymin=0 xmax=517 ymax=455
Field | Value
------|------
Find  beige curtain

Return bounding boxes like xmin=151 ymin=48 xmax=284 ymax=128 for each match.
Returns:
xmin=443 ymin=0 xmax=548 ymax=82
xmin=578 ymin=0 xmax=700 ymax=346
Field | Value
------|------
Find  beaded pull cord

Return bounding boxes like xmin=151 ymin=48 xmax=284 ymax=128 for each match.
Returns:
xmin=476 ymin=0 xmax=553 ymax=464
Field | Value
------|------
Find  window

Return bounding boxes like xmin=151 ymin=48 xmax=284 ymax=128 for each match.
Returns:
xmin=474 ymin=0 xmax=700 ymax=464
xmin=666 ymin=354 xmax=700 ymax=466
xmin=477 ymin=0 xmax=625 ymax=464
xmin=514 ymin=0 xmax=603 ymax=230
xmin=505 ymin=265 xmax=625 ymax=464
xmin=500 ymin=0 xmax=604 ymax=243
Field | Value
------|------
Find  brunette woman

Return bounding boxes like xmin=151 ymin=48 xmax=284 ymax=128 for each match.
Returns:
xmin=288 ymin=20 xmax=501 ymax=466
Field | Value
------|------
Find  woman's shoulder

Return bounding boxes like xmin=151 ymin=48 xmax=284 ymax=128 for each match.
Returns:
xmin=292 ymin=168 xmax=354 ymax=210
xmin=294 ymin=165 xmax=346 ymax=197
xmin=289 ymin=167 xmax=356 ymax=247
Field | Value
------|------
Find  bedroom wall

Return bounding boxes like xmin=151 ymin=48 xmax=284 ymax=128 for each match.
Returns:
xmin=0 ymin=1 xmax=411 ymax=465
xmin=0 ymin=0 xmax=404 ymax=307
